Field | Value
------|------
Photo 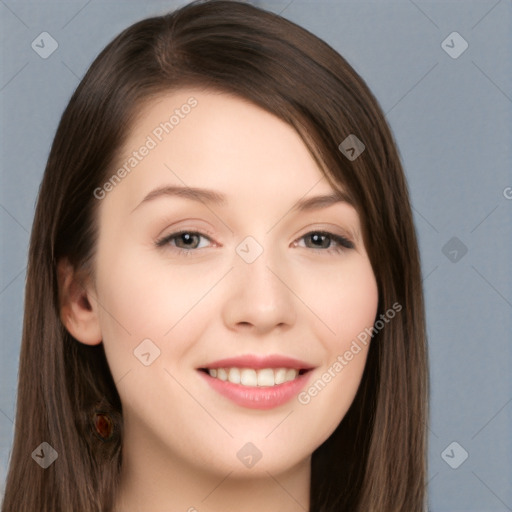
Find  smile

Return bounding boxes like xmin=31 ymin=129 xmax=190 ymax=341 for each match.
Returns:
xmin=201 ymin=367 xmax=308 ymax=387
xmin=197 ymin=354 xmax=315 ymax=409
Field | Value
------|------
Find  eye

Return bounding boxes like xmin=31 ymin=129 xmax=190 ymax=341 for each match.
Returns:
xmin=155 ymin=229 xmax=354 ymax=256
xmin=155 ymin=230 xmax=213 ymax=254
xmin=295 ymin=231 xmax=354 ymax=254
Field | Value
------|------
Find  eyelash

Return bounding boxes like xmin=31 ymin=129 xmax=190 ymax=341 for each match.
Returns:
xmin=155 ymin=230 xmax=354 ymax=256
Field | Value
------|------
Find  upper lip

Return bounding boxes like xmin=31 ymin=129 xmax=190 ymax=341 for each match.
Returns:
xmin=199 ymin=354 xmax=315 ymax=370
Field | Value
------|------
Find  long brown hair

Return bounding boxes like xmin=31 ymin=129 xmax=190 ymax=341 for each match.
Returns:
xmin=2 ymin=1 xmax=429 ymax=510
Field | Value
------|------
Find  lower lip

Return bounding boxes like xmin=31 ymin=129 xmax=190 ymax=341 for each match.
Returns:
xmin=198 ymin=370 xmax=313 ymax=410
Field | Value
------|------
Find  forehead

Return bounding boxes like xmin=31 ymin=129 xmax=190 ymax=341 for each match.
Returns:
xmin=109 ymin=88 xmax=355 ymax=216
xmin=121 ymin=88 xmax=316 ymax=171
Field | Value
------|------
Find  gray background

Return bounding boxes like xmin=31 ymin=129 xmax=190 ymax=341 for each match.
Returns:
xmin=1 ymin=0 xmax=511 ymax=510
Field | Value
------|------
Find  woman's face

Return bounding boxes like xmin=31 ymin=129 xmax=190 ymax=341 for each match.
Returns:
xmin=92 ymin=88 xmax=378 ymax=477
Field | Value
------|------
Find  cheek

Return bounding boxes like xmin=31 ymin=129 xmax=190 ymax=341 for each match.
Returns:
xmin=97 ymin=233 xmax=198 ymax=324
xmin=296 ymin=348 xmax=370 ymax=453
xmin=336 ymin=260 xmax=379 ymax=345
xmin=92 ymin=259 xmax=210 ymax=432
xmin=299 ymin=255 xmax=379 ymax=346
xmin=291 ymin=256 xmax=378 ymax=437
xmin=93 ymin=247 xmax=221 ymax=377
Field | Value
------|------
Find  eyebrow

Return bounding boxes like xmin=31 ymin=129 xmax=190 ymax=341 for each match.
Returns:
xmin=131 ymin=185 xmax=354 ymax=213
xmin=132 ymin=185 xmax=226 ymax=212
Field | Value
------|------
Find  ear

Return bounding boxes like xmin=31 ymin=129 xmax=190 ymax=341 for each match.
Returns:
xmin=57 ymin=258 xmax=102 ymax=346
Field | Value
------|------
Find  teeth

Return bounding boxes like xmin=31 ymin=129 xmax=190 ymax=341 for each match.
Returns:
xmin=257 ymin=368 xmax=275 ymax=387
xmin=228 ymin=368 xmax=241 ymax=384
xmin=241 ymin=369 xmax=257 ymax=386
xmin=207 ymin=367 xmax=300 ymax=387
xmin=275 ymin=368 xmax=287 ymax=385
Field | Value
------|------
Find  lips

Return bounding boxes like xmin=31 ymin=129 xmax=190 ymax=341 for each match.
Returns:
xmin=197 ymin=354 xmax=315 ymax=385
xmin=197 ymin=354 xmax=316 ymax=409
xmin=198 ymin=354 xmax=315 ymax=371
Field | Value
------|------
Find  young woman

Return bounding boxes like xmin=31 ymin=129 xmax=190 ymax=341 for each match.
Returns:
xmin=2 ymin=1 xmax=429 ymax=510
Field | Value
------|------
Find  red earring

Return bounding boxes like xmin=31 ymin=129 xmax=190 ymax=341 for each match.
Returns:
xmin=92 ymin=411 xmax=114 ymax=441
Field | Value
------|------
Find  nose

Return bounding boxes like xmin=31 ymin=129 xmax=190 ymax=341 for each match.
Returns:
xmin=221 ymin=241 xmax=297 ymax=335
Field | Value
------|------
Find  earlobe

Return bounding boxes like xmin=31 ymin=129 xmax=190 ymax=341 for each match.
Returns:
xmin=57 ymin=258 xmax=102 ymax=346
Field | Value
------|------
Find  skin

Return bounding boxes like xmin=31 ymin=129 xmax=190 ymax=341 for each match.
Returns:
xmin=59 ymin=88 xmax=379 ymax=512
